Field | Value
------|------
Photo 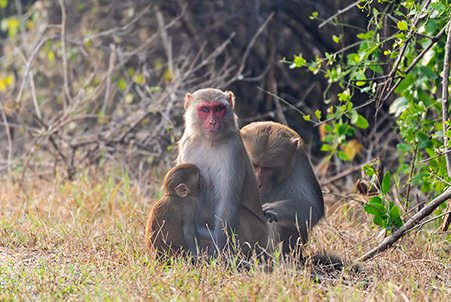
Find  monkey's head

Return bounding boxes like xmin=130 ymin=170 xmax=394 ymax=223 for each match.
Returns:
xmin=241 ymin=121 xmax=301 ymax=194
xmin=184 ymin=88 xmax=238 ymax=139
xmin=164 ymin=163 xmax=201 ymax=198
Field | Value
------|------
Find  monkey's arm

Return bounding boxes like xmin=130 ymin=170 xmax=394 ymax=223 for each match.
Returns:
xmin=182 ymin=222 xmax=198 ymax=256
xmin=182 ymin=204 xmax=199 ymax=256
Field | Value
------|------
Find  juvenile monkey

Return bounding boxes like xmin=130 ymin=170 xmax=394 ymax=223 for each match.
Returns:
xmin=145 ymin=163 xmax=201 ymax=257
xmin=177 ymin=88 xmax=268 ymax=255
xmin=240 ymin=121 xmax=324 ymax=255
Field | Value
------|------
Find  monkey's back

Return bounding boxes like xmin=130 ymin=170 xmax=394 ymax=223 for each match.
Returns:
xmin=145 ymin=197 xmax=187 ymax=255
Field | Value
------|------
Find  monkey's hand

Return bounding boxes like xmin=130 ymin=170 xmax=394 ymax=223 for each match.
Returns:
xmin=262 ymin=201 xmax=299 ymax=227
xmin=263 ymin=207 xmax=279 ymax=223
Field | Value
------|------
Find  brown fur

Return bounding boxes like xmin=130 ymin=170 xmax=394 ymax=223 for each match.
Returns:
xmin=241 ymin=121 xmax=324 ymax=255
xmin=145 ymin=163 xmax=200 ymax=257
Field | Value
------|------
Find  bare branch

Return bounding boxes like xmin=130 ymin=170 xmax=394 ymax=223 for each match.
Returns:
xmin=357 ymin=187 xmax=451 ymax=262
xmin=58 ymin=0 xmax=72 ymax=106
xmin=318 ymin=1 xmax=360 ymax=29
xmin=440 ymin=21 xmax=451 ymax=231
xmin=441 ymin=21 xmax=451 ymax=177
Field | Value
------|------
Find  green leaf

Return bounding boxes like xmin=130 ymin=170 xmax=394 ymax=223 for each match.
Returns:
xmin=347 ymin=53 xmax=360 ymax=64
xmin=397 ymin=20 xmax=408 ymax=31
xmin=310 ymin=11 xmax=319 ymax=20
xmin=332 ymin=35 xmax=341 ymax=44
xmin=338 ymin=150 xmax=350 ymax=161
xmin=357 ymin=30 xmax=375 ymax=40
xmin=396 ymin=143 xmax=411 ymax=152
xmin=353 ymin=114 xmax=369 ymax=129
xmin=394 ymin=217 xmax=404 ymax=228
xmin=303 ymin=114 xmax=311 ymax=121
xmin=389 ymin=204 xmax=401 ymax=221
xmin=133 ymin=73 xmax=146 ymax=85
xmin=290 ymin=54 xmax=306 ymax=69
xmin=338 ymin=89 xmax=351 ymax=102
xmin=362 ymin=164 xmax=376 ymax=177
xmin=351 ymin=110 xmax=358 ymax=124
xmin=314 ymin=110 xmax=322 ymax=120
xmin=373 ymin=215 xmax=385 ymax=226
xmin=364 ymin=203 xmax=385 ymax=216
xmin=321 ymin=144 xmax=331 ymax=152
xmin=0 ymin=0 xmax=7 ymax=9
xmin=381 ymin=171 xmax=391 ymax=194
xmin=117 ymin=78 xmax=127 ymax=91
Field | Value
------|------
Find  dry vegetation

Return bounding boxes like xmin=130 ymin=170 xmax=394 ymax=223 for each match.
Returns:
xmin=1 ymin=1 xmax=450 ymax=300
xmin=0 ymin=172 xmax=449 ymax=300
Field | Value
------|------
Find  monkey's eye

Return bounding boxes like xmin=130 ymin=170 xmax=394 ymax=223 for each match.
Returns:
xmin=214 ymin=106 xmax=225 ymax=112
xmin=200 ymin=107 xmax=209 ymax=113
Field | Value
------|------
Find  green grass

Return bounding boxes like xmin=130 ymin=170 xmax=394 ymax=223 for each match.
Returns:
xmin=0 ymin=173 xmax=449 ymax=300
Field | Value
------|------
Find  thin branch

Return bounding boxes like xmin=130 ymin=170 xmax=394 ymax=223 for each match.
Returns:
xmin=357 ymin=187 xmax=451 ymax=262
xmin=408 ymin=210 xmax=451 ymax=233
xmin=0 ymin=103 xmax=13 ymax=173
xmin=318 ymin=1 xmax=360 ymax=29
xmin=15 ymin=33 xmax=56 ymax=105
xmin=320 ymin=162 xmax=370 ymax=186
xmin=102 ymin=44 xmax=116 ymax=114
xmin=405 ymin=144 xmax=418 ymax=203
xmin=256 ymin=87 xmax=308 ymax=120
xmin=441 ymin=21 xmax=451 ymax=177
xmin=58 ymin=0 xmax=72 ymax=106
xmin=440 ymin=21 xmax=451 ymax=231
xmin=235 ymin=12 xmax=275 ymax=80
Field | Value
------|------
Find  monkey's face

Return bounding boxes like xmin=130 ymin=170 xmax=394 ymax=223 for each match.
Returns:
xmin=252 ymin=163 xmax=276 ymax=195
xmin=184 ymin=89 xmax=235 ymax=138
xmin=196 ymin=102 xmax=227 ymax=134
xmin=241 ymin=121 xmax=298 ymax=194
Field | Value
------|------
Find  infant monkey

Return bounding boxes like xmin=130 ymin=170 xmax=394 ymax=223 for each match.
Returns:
xmin=145 ymin=163 xmax=201 ymax=258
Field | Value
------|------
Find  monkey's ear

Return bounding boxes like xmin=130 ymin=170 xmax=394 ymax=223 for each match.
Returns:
xmin=225 ymin=91 xmax=235 ymax=109
xmin=184 ymin=93 xmax=193 ymax=110
xmin=175 ymin=183 xmax=189 ymax=198
xmin=290 ymin=137 xmax=301 ymax=148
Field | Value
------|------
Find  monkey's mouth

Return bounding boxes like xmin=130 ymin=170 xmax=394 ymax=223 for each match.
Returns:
xmin=207 ymin=128 xmax=220 ymax=133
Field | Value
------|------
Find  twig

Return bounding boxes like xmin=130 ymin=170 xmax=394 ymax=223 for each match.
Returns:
xmin=318 ymin=1 xmax=360 ymax=29
xmin=408 ymin=211 xmax=451 ymax=233
xmin=357 ymin=187 xmax=451 ymax=262
xmin=256 ymin=87 xmax=308 ymax=120
xmin=379 ymin=0 xmax=432 ymax=105
xmin=235 ymin=12 xmax=275 ymax=80
xmin=102 ymin=44 xmax=116 ymax=114
xmin=0 ymin=103 xmax=13 ymax=173
xmin=440 ymin=21 xmax=451 ymax=231
xmin=421 ymin=149 xmax=451 ymax=163
xmin=15 ymin=32 xmax=55 ymax=105
xmin=28 ymin=68 xmax=42 ymax=119
xmin=441 ymin=21 xmax=451 ymax=177
xmin=320 ymin=162 xmax=369 ymax=186
xmin=58 ymin=0 xmax=72 ymax=106
xmin=406 ymin=144 xmax=418 ymax=203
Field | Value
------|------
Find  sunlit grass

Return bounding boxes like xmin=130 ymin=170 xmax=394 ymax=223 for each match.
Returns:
xmin=0 ymin=172 xmax=449 ymax=300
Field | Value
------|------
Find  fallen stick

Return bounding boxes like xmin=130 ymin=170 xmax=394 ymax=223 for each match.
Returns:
xmin=357 ymin=187 xmax=451 ymax=262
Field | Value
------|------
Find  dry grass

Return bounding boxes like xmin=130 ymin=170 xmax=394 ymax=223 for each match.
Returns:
xmin=0 ymin=172 xmax=449 ymax=300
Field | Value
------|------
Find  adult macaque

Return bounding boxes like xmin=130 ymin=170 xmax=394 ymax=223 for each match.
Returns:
xmin=145 ymin=163 xmax=200 ymax=257
xmin=240 ymin=121 xmax=324 ymax=255
xmin=177 ymin=88 xmax=268 ymax=255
